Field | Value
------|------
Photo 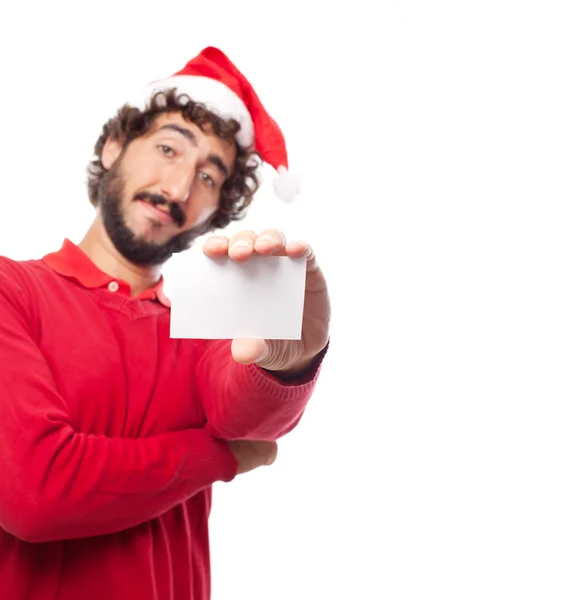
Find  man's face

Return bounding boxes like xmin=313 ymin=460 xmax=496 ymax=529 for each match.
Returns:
xmin=98 ymin=112 xmax=237 ymax=266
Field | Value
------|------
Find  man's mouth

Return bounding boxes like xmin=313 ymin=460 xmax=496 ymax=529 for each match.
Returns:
xmin=135 ymin=194 xmax=177 ymax=225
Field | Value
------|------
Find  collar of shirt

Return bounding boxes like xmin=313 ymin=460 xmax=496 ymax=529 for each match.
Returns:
xmin=42 ymin=239 xmax=171 ymax=308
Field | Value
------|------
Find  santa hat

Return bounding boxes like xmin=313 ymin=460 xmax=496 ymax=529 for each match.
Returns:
xmin=131 ymin=47 xmax=299 ymax=202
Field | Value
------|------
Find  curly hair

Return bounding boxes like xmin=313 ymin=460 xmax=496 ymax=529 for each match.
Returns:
xmin=87 ymin=89 xmax=262 ymax=232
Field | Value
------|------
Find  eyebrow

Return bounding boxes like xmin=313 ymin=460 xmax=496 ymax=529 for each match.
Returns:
xmin=207 ymin=155 xmax=230 ymax=180
xmin=159 ymin=123 xmax=196 ymax=143
xmin=159 ymin=124 xmax=230 ymax=179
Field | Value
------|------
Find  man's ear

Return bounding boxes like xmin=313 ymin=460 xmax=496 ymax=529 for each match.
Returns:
xmin=101 ymin=136 xmax=124 ymax=170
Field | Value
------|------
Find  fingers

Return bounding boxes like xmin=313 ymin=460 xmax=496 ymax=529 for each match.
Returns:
xmin=202 ymin=229 xmax=288 ymax=262
xmin=203 ymin=230 xmax=318 ymax=275
xmin=251 ymin=440 xmax=278 ymax=467
xmin=254 ymin=229 xmax=287 ymax=256
xmin=286 ymin=240 xmax=319 ymax=272
xmin=202 ymin=235 xmax=229 ymax=258
xmin=264 ymin=441 xmax=278 ymax=466
xmin=227 ymin=440 xmax=278 ymax=475
xmin=227 ymin=230 xmax=258 ymax=261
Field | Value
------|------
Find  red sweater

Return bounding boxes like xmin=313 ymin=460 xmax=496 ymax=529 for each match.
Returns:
xmin=0 ymin=240 xmax=323 ymax=600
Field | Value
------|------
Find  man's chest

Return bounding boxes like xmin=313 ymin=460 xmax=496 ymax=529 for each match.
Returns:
xmin=37 ymin=293 xmax=206 ymax=437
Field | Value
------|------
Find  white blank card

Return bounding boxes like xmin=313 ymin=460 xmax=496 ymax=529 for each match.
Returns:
xmin=169 ymin=254 xmax=307 ymax=340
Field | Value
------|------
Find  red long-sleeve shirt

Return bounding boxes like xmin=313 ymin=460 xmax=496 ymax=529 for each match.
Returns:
xmin=0 ymin=239 xmax=323 ymax=600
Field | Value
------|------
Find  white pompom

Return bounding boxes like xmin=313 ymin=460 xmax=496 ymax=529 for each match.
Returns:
xmin=273 ymin=166 xmax=300 ymax=202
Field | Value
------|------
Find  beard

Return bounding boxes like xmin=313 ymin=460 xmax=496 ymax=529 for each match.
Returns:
xmin=97 ymin=159 xmax=213 ymax=266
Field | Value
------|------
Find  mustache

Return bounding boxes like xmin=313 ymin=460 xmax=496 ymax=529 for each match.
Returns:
xmin=136 ymin=192 xmax=186 ymax=227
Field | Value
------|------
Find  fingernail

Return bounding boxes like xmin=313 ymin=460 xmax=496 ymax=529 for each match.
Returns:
xmin=257 ymin=235 xmax=275 ymax=245
xmin=232 ymin=240 xmax=251 ymax=250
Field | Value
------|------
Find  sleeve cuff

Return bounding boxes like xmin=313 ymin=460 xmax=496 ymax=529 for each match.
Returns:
xmin=181 ymin=430 xmax=238 ymax=485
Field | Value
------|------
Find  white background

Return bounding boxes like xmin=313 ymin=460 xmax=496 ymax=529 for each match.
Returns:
xmin=1 ymin=1 xmax=579 ymax=598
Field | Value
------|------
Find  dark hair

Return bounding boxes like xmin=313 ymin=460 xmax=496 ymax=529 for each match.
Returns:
xmin=87 ymin=89 xmax=261 ymax=231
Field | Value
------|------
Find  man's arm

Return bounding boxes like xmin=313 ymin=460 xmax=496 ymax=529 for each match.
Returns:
xmin=194 ymin=339 xmax=327 ymax=441
xmin=195 ymin=230 xmax=331 ymax=441
xmin=0 ymin=266 xmax=267 ymax=543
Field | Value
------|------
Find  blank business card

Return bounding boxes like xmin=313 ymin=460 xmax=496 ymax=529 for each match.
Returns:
xmin=169 ymin=253 xmax=307 ymax=340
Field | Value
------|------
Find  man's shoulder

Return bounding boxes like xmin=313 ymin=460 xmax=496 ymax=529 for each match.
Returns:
xmin=0 ymin=253 xmax=44 ymax=277
xmin=0 ymin=254 xmax=28 ymax=281
xmin=0 ymin=254 xmax=50 ymax=300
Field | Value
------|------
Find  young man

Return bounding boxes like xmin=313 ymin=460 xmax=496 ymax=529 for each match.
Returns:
xmin=0 ymin=47 xmax=330 ymax=599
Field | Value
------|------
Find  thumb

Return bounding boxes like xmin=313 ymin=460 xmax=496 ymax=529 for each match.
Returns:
xmin=231 ymin=338 xmax=270 ymax=365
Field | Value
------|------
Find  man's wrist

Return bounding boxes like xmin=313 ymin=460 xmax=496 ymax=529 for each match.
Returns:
xmin=265 ymin=341 xmax=329 ymax=381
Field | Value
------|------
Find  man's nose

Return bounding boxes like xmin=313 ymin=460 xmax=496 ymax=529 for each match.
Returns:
xmin=160 ymin=163 xmax=196 ymax=204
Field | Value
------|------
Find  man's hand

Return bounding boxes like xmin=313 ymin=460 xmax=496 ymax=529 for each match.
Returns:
xmin=202 ymin=229 xmax=330 ymax=377
xmin=227 ymin=440 xmax=278 ymax=474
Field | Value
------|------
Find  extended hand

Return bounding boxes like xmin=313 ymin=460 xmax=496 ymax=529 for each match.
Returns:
xmin=202 ymin=229 xmax=330 ymax=376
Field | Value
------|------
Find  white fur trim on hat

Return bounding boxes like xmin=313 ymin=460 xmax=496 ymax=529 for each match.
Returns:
xmin=132 ymin=75 xmax=254 ymax=148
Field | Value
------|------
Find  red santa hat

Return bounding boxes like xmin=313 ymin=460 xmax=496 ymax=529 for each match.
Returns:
xmin=131 ymin=47 xmax=300 ymax=202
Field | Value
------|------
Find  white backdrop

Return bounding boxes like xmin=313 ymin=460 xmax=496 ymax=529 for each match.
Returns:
xmin=0 ymin=1 xmax=579 ymax=598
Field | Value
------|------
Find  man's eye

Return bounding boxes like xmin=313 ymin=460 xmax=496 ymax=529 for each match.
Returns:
xmin=158 ymin=145 xmax=175 ymax=157
xmin=199 ymin=172 xmax=215 ymax=187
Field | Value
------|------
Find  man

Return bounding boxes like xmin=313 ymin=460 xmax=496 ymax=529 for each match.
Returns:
xmin=0 ymin=47 xmax=330 ymax=599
